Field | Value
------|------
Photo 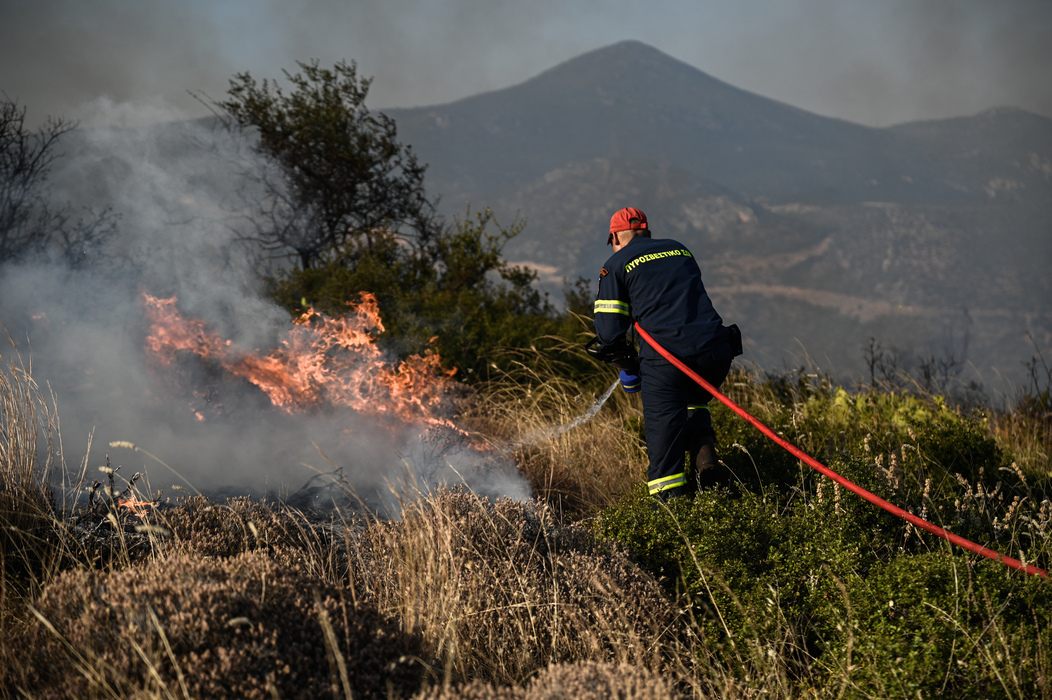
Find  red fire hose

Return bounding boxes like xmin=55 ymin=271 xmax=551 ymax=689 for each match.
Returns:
xmin=634 ymin=322 xmax=1048 ymax=578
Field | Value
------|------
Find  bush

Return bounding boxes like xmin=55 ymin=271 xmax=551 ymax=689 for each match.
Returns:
xmin=12 ymin=552 xmax=423 ymax=698
xmin=159 ymin=494 xmax=330 ymax=556
xmin=158 ymin=494 xmax=371 ymax=586
xmin=417 ymin=661 xmax=677 ymax=700
xmin=594 ymin=367 xmax=1052 ymax=697
xmin=270 ymin=209 xmax=581 ymax=380
xmin=820 ymin=552 xmax=1052 ymax=698
xmin=524 ymin=661 xmax=677 ymax=700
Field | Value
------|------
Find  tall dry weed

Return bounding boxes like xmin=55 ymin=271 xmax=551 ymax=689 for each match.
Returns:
xmin=0 ymin=353 xmax=63 ymax=610
xmin=354 ymin=488 xmax=681 ymax=689
xmin=464 ymin=349 xmax=647 ymax=517
xmin=990 ymin=337 xmax=1051 ymax=479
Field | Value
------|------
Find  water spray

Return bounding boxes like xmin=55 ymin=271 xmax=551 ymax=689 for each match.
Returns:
xmin=513 ymin=379 xmax=621 ymax=447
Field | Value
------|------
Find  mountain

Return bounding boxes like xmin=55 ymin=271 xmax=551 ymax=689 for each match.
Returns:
xmin=386 ymin=41 xmax=1052 ymax=390
xmin=34 ymin=41 xmax=1052 ymax=393
xmin=388 ymin=41 xmax=1050 ymax=208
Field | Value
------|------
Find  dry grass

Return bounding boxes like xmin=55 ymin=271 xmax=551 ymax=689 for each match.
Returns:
xmin=1 ymin=344 xmax=694 ymax=698
xmin=989 ymin=408 xmax=1052 ymax=482
xmin=0 ymin=484 xmax=700 ymax=699
xmin=352 ymin=488 xmax=682 ymax=689
xmin=462 ymin=347 xmax=647 ymax=518
xmin=989 ymin=341 xmax=1052 ymax=480
xmin=1 ymin=353 xmax=63 ymax=615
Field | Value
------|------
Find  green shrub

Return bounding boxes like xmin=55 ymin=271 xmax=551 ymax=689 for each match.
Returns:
xmin=270 ymin=210 xmax=587 ymax=381
xmin=818 ymin=553 xmax=1052 ymax=699
xmin=595 ymin=367 xmax=1052 ymax=697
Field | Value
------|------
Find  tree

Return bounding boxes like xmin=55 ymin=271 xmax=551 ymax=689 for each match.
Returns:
xmin=216 ymin=61 xmax=595 ymax=381
xmin=216 ymin=60 xmax=437 ymax=270
xmin=269 ymin=208 xmax=565 ymax=378
xmin=0 ymin=97 xmax=117 ymax=267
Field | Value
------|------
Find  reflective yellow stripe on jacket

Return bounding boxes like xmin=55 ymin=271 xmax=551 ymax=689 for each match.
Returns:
xmin=593 ymin=299 xmax=630 ymax=315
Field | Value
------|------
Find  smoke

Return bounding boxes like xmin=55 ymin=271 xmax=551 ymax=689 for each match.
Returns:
xmin=690 ymin=0 xmax=1052 ymax=126
xmin=0 ymin=103 xmax=530 ymax=510
xmin=0 ymin=0 xmax=593 ymax=129
xmin=2 ymin=0 xmax=1049 ymax=131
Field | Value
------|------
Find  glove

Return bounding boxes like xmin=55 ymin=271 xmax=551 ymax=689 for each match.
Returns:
xmin=585 ymin=336 xmax=639 ymax=373
xmin=619 ymin=369 xmax=641 ymax=393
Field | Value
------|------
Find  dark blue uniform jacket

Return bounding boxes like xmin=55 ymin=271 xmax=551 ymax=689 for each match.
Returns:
xmin=594 ymin=236 xmax=727 ymax=362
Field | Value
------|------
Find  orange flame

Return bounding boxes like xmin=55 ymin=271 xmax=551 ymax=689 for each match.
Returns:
xmin=117 ymin=495 xmax=157 ymax=518
xmin=142 ymin=293 xmax=456 ymax=427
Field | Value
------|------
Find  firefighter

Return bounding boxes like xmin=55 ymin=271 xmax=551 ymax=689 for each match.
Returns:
xmin=589 ymin=207 xmax=741 ymax=500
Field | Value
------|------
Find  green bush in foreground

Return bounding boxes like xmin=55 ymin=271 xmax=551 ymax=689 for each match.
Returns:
xmin=827 ymin=552 xmax=1051 ymax=698
xmin=596 ymin=372 xmax=1052 ymax=698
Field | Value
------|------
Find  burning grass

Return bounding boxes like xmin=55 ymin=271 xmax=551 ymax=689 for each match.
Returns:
xmin=143 ymin=291 xmax=456 ymax=428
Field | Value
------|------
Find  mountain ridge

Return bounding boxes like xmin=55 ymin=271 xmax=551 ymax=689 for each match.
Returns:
xmin=382 ymin=41 xmax=1050 ymax=388
xmin=40 ymin=41 xmax=1052 ymax=390
xmin=388 ymin=41 xmax=1051 ymax=210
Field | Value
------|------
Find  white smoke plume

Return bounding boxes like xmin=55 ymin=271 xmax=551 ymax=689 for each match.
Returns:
xmin=0 ymin=103 xmax=530 ymax=511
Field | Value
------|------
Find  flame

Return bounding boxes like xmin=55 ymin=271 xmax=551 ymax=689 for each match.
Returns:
xmin=142 ymin=293 xmax=456 ymax=427
xmin=118 ymin=495 xmax=157 ymax=518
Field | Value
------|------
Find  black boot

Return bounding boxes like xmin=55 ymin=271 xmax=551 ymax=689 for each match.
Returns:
xmin=695 ymin=440 xmax=718 ymax=490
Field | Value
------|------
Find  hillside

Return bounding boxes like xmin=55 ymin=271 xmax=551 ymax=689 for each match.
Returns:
xmin=387 ymin=41 xmax=1051 ymax=207
xmin=386 ymin=41 xmax=1052 ymax=389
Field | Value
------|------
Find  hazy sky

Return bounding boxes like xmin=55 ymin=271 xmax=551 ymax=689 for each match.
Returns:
xmin=1 ymin=0 xmax=1050 ymax=129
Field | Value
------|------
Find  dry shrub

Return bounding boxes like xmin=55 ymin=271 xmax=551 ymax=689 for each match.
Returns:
xmin=465 ymin=363 xmax=646 ymax=517
xmin=13 ymin=551 xmax=423 ymax=699
xmin=159 ymin=494 xmax=304 ymax=557
xmin=526 ymin=661 xmax=678 ymax=699
xmin=157 ymin=495 xmax=364 ymax=584
xmin=357 ymin=488 xmax=679 ymax=687
xmin=416 ymin=662 xmax=677 ymax=700
xmin=416 ymin=680 xmax=527 ymax=700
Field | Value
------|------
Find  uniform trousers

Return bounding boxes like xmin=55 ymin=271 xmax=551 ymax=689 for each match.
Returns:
xmin=638 ymin=353 xmax=732 ymax=500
